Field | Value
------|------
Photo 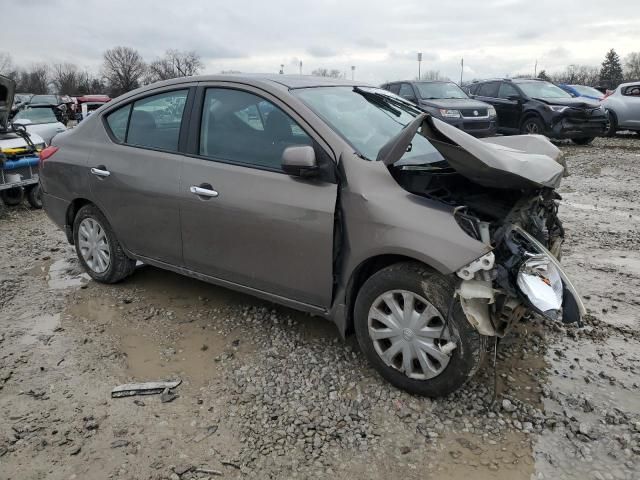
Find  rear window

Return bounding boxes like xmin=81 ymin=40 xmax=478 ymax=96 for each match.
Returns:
xmin=476 ymin=82 xmax=500 ymax=98
xmin=105 ymin=104 xmax=131 ymax=142
xmin=622 ymin=85 xmax=640 ymax=96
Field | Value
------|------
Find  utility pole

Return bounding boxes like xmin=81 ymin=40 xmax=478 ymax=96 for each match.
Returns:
xmin=351 ymin=65 xmax=355 ymax=80
xmin=417 ymin=52 xmax=422 ymax=80
xmin=299 ymin=60 xmax=302 ymax=75
xmin=460 ymin=58 xmax=464 ymax=85
xmin=279 ymin=64 xmax=284 ymax=74
xmin=534 ymin=59 xmax=538 ymax=77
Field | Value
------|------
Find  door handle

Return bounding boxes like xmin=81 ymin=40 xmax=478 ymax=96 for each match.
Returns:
xmin=190 ymin=185 xmax=219 ymax=198
xmin=90 ymin=166 xmax=110 ymax=178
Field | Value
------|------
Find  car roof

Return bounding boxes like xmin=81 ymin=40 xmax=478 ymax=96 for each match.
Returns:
xmin=146 ymin=74 xmax=367 ymax=90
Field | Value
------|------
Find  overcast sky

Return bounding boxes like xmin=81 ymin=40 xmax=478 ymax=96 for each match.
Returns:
xmin=4 ymin=0 xmax=640 ymax=84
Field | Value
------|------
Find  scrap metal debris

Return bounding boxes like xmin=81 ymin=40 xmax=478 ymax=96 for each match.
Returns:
xmin=111 ymin=380 xmax=181 ymax=398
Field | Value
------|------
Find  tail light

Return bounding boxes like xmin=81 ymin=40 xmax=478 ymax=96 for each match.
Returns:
xmin=39 ymin=145 xmax=59 ymax=165
xmin=602 ymin=90 xmax=613 ymax=100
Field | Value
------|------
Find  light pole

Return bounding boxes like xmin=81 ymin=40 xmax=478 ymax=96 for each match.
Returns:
xmin=351 ymin=65 xmax=355 ymax=80
xmin=279 ymin=64 xmax=284 ymax=74
xmin=460 ymin=58 xmax=464 ymax=85
xmin=417 ymin=52 xmax=422 ymax=80
xmin=299 ymin=60 xmax=303 ymax=75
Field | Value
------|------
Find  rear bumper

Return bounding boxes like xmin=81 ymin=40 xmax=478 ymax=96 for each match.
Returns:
xmin=42 ymin=191 xmax=71 ymax=240
xmin=445 ymin=117 xmax=498 ymax=137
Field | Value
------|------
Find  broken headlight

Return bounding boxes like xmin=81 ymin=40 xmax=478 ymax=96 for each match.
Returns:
xmin=517 ymin=254 xmax=563 ymax=320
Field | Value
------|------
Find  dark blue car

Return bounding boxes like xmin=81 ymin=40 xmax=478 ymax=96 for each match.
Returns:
xmin=559 ymin=84 xmax=604 ymax=101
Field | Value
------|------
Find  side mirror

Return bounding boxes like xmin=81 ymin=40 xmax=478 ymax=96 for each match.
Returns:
xmin=401 ymin=95 xmax=417 ymax=103
xmin=507 ymin=94 xmax=522 ymax=102
xmin=281 ymin=145 xmax=319 ymax=178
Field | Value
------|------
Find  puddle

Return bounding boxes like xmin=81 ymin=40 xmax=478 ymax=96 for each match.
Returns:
xmin=47 ymin=258 xmax=89 ymax=289
xmin=19 ymin=313 xmax=60 ymax=345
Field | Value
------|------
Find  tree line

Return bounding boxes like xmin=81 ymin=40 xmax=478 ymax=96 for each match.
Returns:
xmin=0 ymin=47 xmax=202 ymax=97
xmin=537 ymin=49 xmax=639 ymax=89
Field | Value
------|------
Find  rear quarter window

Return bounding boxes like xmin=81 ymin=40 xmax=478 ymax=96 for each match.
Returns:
xmin=105 ymin=104 xmax=131 ymax=142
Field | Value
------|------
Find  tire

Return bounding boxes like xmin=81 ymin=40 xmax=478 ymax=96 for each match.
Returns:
xmin=354 ymin=262 xmax=487 ymax=397
xmin=571 ymin=137 xmax=594 ymax=145
xmin=520 ymin=116 xmax=546 ymax=135
xmin=26 ymin=184 xmax=43 ymax=209
xmin=0 ymin=199 xmax=7 ymax=219
xmin=0 ymin=187 xmax=24 ymax=206
xmin=73 ymin=204 xmax=136 ymax=283
xmin=605 ymin=111 xmax=618 ymax=137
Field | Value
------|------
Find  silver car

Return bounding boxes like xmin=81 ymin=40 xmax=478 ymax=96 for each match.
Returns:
xmin=602 ymin=81 xmax=640 ymax=135
xmin=40 ymin=75 xmax=584 ymax=397
xmin=12 ymin=105 xmax=67 ymax=144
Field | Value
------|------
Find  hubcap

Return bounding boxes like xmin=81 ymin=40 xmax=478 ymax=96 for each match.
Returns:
xmin=367 ymin=290 xmax=453 ymax=380
xmin=525 ymin=122 xmax=539 ymax=134
xmin=78 ymin=218 xmax=111 ymax=274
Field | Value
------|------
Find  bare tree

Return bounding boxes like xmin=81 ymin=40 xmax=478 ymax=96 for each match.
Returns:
xmin=311 ymin=68 xmax=342 ymax=78
xmin=52 ymin=63 xmax=83 ymax=94
xmin=16 ymin=64 xmax=50 ymax=94
xmin=624 ymin=52 xmax=640 ymax=81
xmin=550 ymin=64 xmax=599 ymax=86
xmin=0 ymin=52 xmax=14 ymax=74
xmin=102 ymin=46 xmax=146 ymax=96
xmin=147 ymin=49 xmax=203 ymax=82
xmin=417 ymin=70 xmax=449 ymax=81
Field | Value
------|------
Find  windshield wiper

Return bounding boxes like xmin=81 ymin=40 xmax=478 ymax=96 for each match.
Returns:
xmin=376 ymin=113 xmax=428 ymax=165
xmin=353 ymin=87 xmax=422 ymax=116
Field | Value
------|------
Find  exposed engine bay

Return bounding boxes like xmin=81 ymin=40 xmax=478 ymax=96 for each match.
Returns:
xmin=386 ymin=115 xmax=585 ymax=337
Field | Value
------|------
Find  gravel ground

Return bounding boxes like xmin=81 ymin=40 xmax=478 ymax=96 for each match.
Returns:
xmin=1 ymin=136 xmax=639 ymax=480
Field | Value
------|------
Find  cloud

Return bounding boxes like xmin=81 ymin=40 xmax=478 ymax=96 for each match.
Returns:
xmin=307 ymin=46 xmax=340 ymax=58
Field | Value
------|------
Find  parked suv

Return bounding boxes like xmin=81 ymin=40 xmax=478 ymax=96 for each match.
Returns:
xmin=467 ymin=78 xmax=607 ymax=144
xmin=381 ymin=80 xmax=497 ymax=137
xmin=40 ymin=75 xmax=584 ymax=397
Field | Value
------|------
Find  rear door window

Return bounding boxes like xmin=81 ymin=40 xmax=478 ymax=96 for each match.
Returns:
xmin=477 ymin=82 xmax=500 ymax=98
xmin=126 ymin=90 xmax=188 ymax=151
xmin=398 ymin=83 xmax=415 ymax=99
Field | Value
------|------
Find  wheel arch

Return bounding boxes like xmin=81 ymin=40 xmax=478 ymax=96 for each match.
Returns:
xmin=339 ymin=254 xmax=441 ymax=337
xmin=65 ymin=198 xmax=94 ymax=244
xmin=519 ymin=110 xmax=545 ymax=129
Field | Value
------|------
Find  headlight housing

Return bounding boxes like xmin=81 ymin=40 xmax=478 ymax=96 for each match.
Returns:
xmin=439 ymin=109 xmax=461 ymax=119
xmin=488 ymin=106 xmax=497 ymax=117
xmin=517 ymin=254 xmax=563 ymax=320
xmin=546 ymin=105 xmax=569 ymax=113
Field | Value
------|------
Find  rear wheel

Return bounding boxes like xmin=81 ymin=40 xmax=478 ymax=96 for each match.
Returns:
xmin=571 ymin=137 xmax=595 ymax=145
xmin=0 ymin=187 xmax=24 ymax=206
xmin=520 ymin=116 xmax=546 ymax=135
xmin=354 ymin=262 xmax=487 ymax=397
xmin=73 ymin=204 xmax=136 ymax=283
xmin=26 ymin=184 xmax=43 ymax=209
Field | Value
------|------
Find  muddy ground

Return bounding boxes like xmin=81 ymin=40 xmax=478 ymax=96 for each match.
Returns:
xmin=1 ymin=136 xmax=639 ymax=480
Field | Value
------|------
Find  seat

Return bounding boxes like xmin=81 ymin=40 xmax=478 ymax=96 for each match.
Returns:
xmin=128 ymin=110 xmax=157 ymax=147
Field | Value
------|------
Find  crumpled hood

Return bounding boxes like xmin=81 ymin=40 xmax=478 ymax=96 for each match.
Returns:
xmin=425 ymin=116 xmax=564 ymax=190
xmin=1 ymin=75 xmax=16 ymax=131
xmin=534 ymin=97 xmax=600 ymax=109
xmin=419 ymin=98 xmax=490 ymax=110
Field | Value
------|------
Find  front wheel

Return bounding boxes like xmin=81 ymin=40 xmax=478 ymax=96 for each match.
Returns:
xmin=571 ymin=137 xmax=594 ymax=145
xmin=73 ymin=204 xmax=136 ymax=283
xmin=354 ymin=262 xmax=487 ymax=397
xmin=520 ymin=117 xmax=546 ymax=135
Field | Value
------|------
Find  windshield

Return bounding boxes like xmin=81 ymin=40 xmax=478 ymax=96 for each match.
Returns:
xmin=569 ymin=85 xmax=603 ymax=98
xmin=518 ymin=82 xmax=572 ymax=99
xmin=293 ymin=86 xmax=446 ymax=166
xmin=14 ymin=107 xmax=58 ymax=124
xmin=415 ymin=82 xmax=468 ymax=99
xmin=30 ymin=95 xmax=58 ymax=104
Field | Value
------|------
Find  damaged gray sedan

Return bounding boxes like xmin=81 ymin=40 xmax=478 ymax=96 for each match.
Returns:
xmin=40 ymin=75 xmax=584 ymax=397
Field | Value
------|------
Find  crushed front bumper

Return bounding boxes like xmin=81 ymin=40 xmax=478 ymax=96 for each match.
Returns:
xmin=455 ymin=224 xmax=585 ymax=336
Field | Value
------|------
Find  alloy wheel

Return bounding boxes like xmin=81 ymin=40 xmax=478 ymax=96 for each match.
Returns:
xmin=524 ymin=121 xmax=539 ymax=134
xmin=78 ymin=217 xmax=111 ymax=274
xmin=367 ymin=290 xmax=453 ymax=380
